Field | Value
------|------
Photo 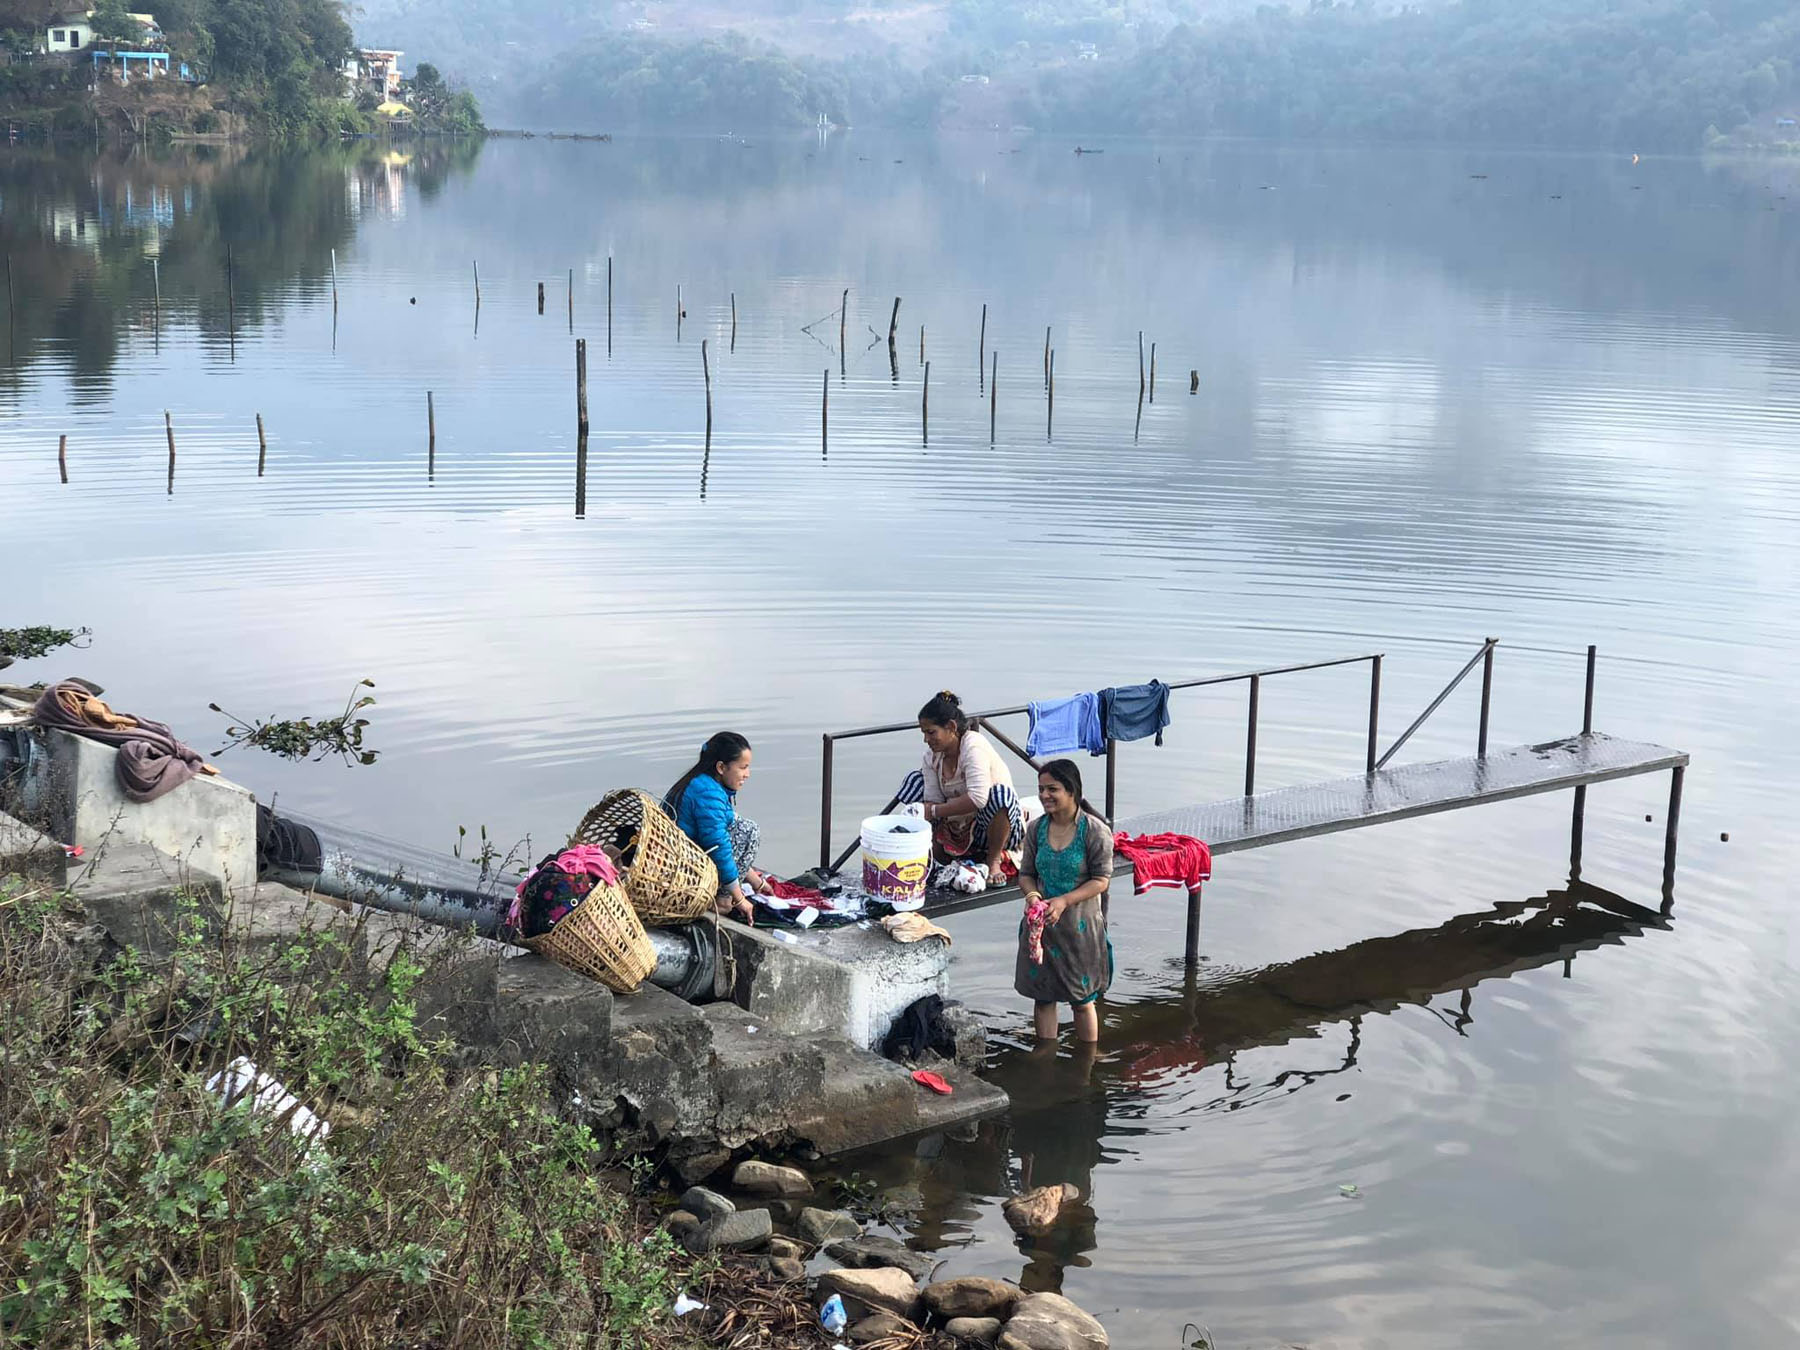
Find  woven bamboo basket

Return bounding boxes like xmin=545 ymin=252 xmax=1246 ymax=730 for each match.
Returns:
xmin=522 ymin=877 xmax=656 ymax=993
xmin=569 ymin=788 xmax=719 ymax=925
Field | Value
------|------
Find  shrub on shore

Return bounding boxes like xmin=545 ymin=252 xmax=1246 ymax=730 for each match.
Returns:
xmin=0 ymin=876 xmax=703 ymax=1349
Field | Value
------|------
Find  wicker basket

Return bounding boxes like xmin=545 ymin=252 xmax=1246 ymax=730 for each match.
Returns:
xmin=569 ymin=789 xmax=719 ymax=925
xmin=522 ymin=877 xmax=656 ymax=993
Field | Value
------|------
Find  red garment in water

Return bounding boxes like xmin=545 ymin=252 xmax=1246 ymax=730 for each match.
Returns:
xmin=1023 ymin=897 xmax=1050 ymax=965
xmin=1112 ymin=832 xmax=1212 ymax=898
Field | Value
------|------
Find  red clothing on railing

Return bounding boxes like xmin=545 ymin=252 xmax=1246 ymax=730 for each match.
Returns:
xmin=1112 ymin=832 xmax=1212 ymax=898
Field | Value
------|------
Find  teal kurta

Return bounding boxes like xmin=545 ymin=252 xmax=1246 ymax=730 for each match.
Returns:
xmin=1014 ymin=812 xmax=1114 ymax=1005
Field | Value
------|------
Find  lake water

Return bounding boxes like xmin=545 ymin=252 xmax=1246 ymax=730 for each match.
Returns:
xmin=4 ymin=134 xmax=1799 ymax=1348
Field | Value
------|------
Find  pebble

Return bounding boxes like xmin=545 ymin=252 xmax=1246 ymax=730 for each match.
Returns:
xmin=796 ymin=1206 xmax=864 ymax=1245
xmin=732 ymin=1159 xmax=815 ymax=1198
xmin=945 ymin=1316 xmax=1003 ymax=1346
xmin=678 ymin=1186 xmax=734 ymax=1223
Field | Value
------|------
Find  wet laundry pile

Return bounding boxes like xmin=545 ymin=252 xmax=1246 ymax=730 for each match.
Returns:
xmin=508 ymin=845 xmax=621 ymax=938
xmin=30 ymin=679 xmax=218 ymax=803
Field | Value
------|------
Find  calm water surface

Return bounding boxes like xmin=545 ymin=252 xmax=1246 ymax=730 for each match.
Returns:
xmin=4 ymin=135 xmax=1799 ymax=1348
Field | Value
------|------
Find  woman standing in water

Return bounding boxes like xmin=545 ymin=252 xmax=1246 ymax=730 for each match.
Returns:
xmin=1015 ymin=758 xmax=1114 ymax=1042
xmin=665 ymin=731 xmax=769 ymax=921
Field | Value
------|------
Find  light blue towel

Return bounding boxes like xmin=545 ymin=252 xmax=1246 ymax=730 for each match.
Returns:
xmin=1027 ymin=692 xmax=1107 ymax=757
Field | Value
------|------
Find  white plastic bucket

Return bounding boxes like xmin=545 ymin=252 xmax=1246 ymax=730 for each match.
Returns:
xmin=860 ymin=814 xmax=931 ymax=903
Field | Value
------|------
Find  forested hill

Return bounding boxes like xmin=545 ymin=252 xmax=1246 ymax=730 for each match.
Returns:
xmin=383 ymin=0 xmax=1799 ymax=150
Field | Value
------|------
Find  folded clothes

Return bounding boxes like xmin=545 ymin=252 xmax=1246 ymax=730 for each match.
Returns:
xmin=1098 ymin=681 xmax=1172 ymax=746
xmin=1112 ymin=831 xmax=1211 ymax=898
xmin=1026 ymin=692 xmax=1107 ymax=757
xmin=31 ymin=680 xmax=218 ymax=803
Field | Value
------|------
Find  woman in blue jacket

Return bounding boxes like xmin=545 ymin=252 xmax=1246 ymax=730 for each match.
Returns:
xmin=665 ymin=731 xmax=768 ymax=921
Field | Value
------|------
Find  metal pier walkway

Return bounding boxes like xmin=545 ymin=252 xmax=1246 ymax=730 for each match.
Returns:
xmin=923 ymin=731 xmax=1688 ymax=924
xmin=815 ymin=641 xmax=1692 ymax=959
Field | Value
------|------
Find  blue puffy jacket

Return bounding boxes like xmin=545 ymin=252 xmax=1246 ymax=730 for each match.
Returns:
xmin=676 ymin=774 xmax=739 ymax=886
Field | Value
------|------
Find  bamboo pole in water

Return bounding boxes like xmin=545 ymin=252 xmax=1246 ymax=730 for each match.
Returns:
xmin=978 ymin=303 xmax=987 ymax=389
xmin=730 ymin=292 xmax=737 ymax=351
xmin=922 ymin=360 xmax=930 ymax=446
xmin=473 ymin=260 xmax=481 ymax=307
xmin=606 ymin=256 xmax=612 ymax=355
xmin=58 ymin=434 xmax=67 ymax=484
xmin=1190 ymin=369 xmax=1199 ymax=394
xmin=821 ymin=369 xmax=829 ymax=457
xmin=152 ymin=257 xmax=160 ymax=331
xmin=164 ymin=412 xmax=176 ymax=492
xmin=1044 ymin=326 xmax=1050 ymax=389
xmin=329 ymin=248 xmax=337 ymax=313
xmin=226 ymin=247 xmax=235 ymax=337
xmin=537 ymin=281 xmax=545 ymax=315
xmin=1149 ymin=342 xmax=1156 ymax=402
xmin=888 ymin=297 xmax=901 ymax=348
xmin=839 ymin=288 xmax=848 ymax=360
xmin=576 ymin=339 xmax=589 ymax=435
xmin=702 ymin=338 xmax=712 ymax=436
xmin=427 ymin=391 xmax=436 ymax=478
xmin=1138 ymin=331 xmax=1145 ymax=398
xmin=990 ymin=351 xmax=998 ymax=443
xmin=256 ymin=414 xmax=266 ymax=477
xmin=1048 ymin=350 xmax=1055 ymax=439
xmin=919 ymin=324 xmax=925 ymax=365
xmin=567 ymin=269 xmax=573 ymax=331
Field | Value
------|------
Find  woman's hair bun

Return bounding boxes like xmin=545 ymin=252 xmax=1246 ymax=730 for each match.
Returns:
xmin=936 ymin=689 xmax=960 ymax=705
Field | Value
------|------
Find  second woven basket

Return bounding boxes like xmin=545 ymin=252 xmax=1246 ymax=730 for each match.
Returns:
xmin=522 ymin=877 xmax=656 ymax=993
xmin=569 ymin=788 xmax=719 ymax=924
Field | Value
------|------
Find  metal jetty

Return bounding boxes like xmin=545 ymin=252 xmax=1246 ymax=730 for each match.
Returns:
xmin=816 ymin=640 xmax=1689 ymax=960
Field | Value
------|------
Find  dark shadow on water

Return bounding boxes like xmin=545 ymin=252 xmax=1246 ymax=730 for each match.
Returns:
xmin=826 ymin=877 xmax=1670 ymax=1290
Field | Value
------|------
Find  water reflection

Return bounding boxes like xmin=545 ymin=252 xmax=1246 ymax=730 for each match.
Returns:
xmin=838 ymin=878 xmax=1668 ymax=1294
xmin=0 ymin=140 xmax=482 ymax=395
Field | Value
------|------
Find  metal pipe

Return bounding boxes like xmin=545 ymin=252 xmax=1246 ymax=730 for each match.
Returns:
xmin=1477 ymin=637 xmax=1495 ymax=758
xmin=1244 ymin=674 xmax=1260 ymax=797
xmin=1184 ymin=888 xmax=1202 ymax=967
xmin=1104 ymin=738 xmax=1117 ymax=824
xmin=975 ymin=717 xmax=1102 ymax=819
xmin=1366 ymin=655 xmax=1382 ymax=774
xmin=1582 ymin=644 xmax=1596 ymax=735
xmin=820 ymin=734 xmax=834 ymax=870
xmin=1376 ymin=638 xmax=1497 ymax=771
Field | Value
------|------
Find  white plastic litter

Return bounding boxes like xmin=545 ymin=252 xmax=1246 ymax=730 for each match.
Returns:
xmin=673 ymin=1291 xmax=706 ymax=1316
xmin=773 ymin=931 xmax=800 ymax=945
xmin=206 ymin=1057 xmax=330 ymax=1148
xmin=897 ymin=802 xmax=927 ymax=821
xmin=820 ymin=1294 xmax=848 ymax=1334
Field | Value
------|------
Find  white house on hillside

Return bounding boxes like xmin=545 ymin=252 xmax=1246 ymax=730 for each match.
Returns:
xmin=46 ymin=9 xmax=160 ymax=52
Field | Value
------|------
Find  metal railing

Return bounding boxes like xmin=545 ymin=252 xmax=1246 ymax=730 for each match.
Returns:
xmin=817 ymin=637 xmax=1543 ymax=871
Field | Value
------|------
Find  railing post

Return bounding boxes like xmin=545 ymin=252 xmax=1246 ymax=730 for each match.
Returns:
xmin=1244 ymin=674 xmax=1260 ymax=797
xmin=819 ymin=734 xmax=834 ymax=870
xmin=1661 ymin=764 xmax=1685 ymax=912
xmin=1366 ymin=655 xmax=1382 ymax=774
xmin=1582 ymin=644 xmax=1596 ymax=734
xmin=1104 ymin=738 xmax=1117 ymax=824
xmin=1477 ymin=638 xmax=1495 ymax=757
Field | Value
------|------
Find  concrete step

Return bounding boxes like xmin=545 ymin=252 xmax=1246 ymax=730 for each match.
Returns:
xmin=0 ymin=808 xmax=68 ymax=887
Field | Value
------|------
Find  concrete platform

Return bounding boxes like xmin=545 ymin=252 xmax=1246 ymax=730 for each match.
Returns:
xmin=718 ymin=920 xmax=951 ymax=1049
xmin=0 ymin=808 xmax=68 ymax=886
xmin=2 ymin=704 xmax=258 ymax=894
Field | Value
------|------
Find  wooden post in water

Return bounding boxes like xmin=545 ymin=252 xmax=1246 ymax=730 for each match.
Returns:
xmin=821 ymin=369 xmax=829 ymax=458
xmin=888 ymin=297 xmax=901 ymax=348
xmin=152 ymin=257 xmax=160 ymax=331
xmin=978 ymin=303 xmax=987 ymax=389
xmin=537 ymin=281 xmax=545 ymax=315
xmin=427 ymin=391 xmax=436 ymax=477
xmin=329 ymin=248 xmax=337 ymax=313
xmin=730 ymin=292 xmax=737 ymax=351
xmin=226 ymin=247 xmax=235 ymax=335
xmin=567 ymin=269 xmax=573 ymax=331
xmin=1047 ymin=349 xmax=1054 ymax=439
xmin=1149 ymin=342 xmax=1157 ymax=402
xmin=473 ymin=260 xmax=481 ymax=308
xmin=164 ymin=411 xmax=176 ymax=493
xmin=1043 ymin=326 xmax=1050 ymax=389
xmin=4 ymin=254 xmax=11 ymax=360
xmin=677 ymin=284 xmax=684 ymax=340
xmin=922 ymin=359 xmax=930 ymax=446
xmin=606 ymin=256 xmax=612 ymax=356
xmin=919 ymin=324 xmax=925 ymax=365
xmin=1138 ymin=331 xmax=1145 ymax=398
xmin=1190 ymin=369 xmax=1199 ymax=394
xmin=575 ymin=339 xmax=589 ymax=435
xmin=256 ymin=414 xmax=267 ymax=477
xmin=575 ymin=432 xmax=589 ymax=518
xmin=701 ymin=337 xmax=712 ymax=436
xmin=990 ymin=351 xmax=998 ymax=443
xmin=58 ymin=434 xmax=68 ymax=484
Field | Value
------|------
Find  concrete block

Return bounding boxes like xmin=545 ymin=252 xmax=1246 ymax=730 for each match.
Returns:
xmin=494 ymin=954 xmax=612 ymax=1075
xmin=719 ymin=921 xmax=949 ymax=1050
xmin=0 ymin=809 xmax=67 ymax=886
xmin=10 ymin=725 xmax=257 ymax=895
xmin=69 ymin=841 xmax=221 ymax=956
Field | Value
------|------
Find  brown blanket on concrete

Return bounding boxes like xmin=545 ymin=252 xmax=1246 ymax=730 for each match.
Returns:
xmin=31 ymin=681 xmax=218 ymax=803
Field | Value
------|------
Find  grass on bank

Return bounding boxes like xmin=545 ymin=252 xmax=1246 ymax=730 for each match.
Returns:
xmin=0 ymin=874 xmax=714 ymax=1350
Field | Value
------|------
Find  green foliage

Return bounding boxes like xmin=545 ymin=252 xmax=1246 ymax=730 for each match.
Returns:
xmin=403 ymin=59 xmax=485 ymax=133
xmin=209 ymin=677 xmax=379 ymax=764
xmin=0 ymin=625 xmax=89 ymax=662
xmin=0 ymin=876 xmax=695 ymax=1349
xmin=87 ymin=0 xmax=146 ymax=44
